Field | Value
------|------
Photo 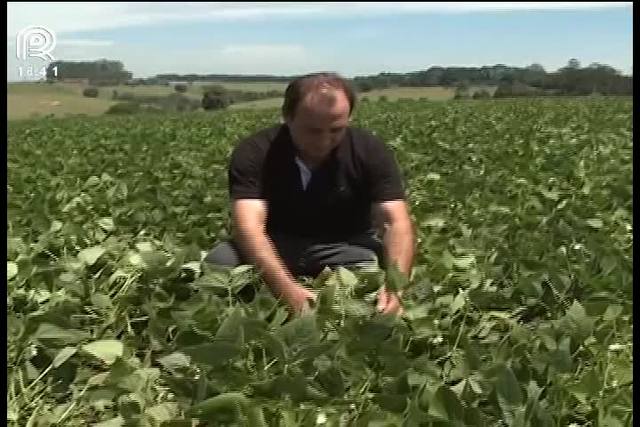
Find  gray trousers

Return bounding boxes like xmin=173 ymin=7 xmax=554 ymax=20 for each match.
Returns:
xmin=204 ymin=229 xmax=385 ymax=277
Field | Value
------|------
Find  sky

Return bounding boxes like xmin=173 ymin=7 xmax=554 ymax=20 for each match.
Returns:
xmin=7 ymin=2 xmax=633 ymax=82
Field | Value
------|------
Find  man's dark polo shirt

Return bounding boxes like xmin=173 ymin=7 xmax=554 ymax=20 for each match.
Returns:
xmin=228 ymin=124 xmax=405 ymax=242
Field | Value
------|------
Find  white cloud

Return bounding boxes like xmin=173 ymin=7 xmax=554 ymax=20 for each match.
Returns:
xmin=219 ymin=44 xmax=306 ymax=57
xmin=8 ymin=2 xmax=631 ymax=36
xmin=56 ymin=39 xmax=115 ymax=47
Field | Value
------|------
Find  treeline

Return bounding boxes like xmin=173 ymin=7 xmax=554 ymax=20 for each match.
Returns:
xmin=353 ymin=60 xmax=632 ymax=96
xmin=197 ymin=84 xmax=283 ymax=107
xmin=48 ymin=58 xmax=632 ymax=98
xmin=95 ymin=83 xmax=284 ymax=115
xmin=46 ymin=60 xmax=132 ymax=85
xmin=155 ymin=74 xmax=294 ymax=83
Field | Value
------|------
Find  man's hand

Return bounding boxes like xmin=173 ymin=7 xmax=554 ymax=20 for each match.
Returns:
xmin=282 ymin=283 xmax=317 ymax=315
xmin=376 ymin=286 xmax=403 ymax=315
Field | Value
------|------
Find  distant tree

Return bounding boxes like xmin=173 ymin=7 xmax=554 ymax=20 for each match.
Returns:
xmin=567 ymin=58 xmax=581 ymax=70
xmin=472 ymin=89 xmax=491 ymax=99
xmin=453 ymin=83 xmax=471 ymax=99
xmin=356 ymin=80 xmax=375 ymax=92
xmin=174 ymin=84 xmax=188 ymax=93
xmin=201 ymin=84 xmax=228 ymax=96
xmin=105 ymin=102 xmax=140 ymax=115
xmin=82 ymin=87 xmax=99 ymax=98
xmin=526 ymin=63 xmax=546 ymax=74
xmin=202 ymin=92 xmax=230 ymax=110
xmin=494 ymin=81 xmax=543 ymax=98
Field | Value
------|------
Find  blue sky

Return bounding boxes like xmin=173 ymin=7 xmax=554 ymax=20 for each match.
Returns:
xmin=7 ymin=2 xmax=633 ymax=82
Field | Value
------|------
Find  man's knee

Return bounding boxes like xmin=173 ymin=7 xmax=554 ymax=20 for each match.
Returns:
xmin=304 ymin=243 xmax=380 ymax=275
xmin=203 ymin=241 xmax=242 ymax=268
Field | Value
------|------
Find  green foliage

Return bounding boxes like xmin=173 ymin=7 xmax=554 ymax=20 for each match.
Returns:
xmin=472 ymin=89 xmax=491 ymax=99
xmin=494 ymin=81 xmax=547 ymax=98
xmin=349 ymin=60 xmax=631 ymax=95
xmin=7 ymin=98 xmax=633 ymax=426
xmin=82 ymin=87 xmax=99 ymax=98
xmin=202 ymin=92 xmax=231 ymax=111
xmin=109 ymin=94 xmax=200 ymax=114
xmin=173 ymin=84 xmax=188 ymax=93
xmin=453 ymin=84 xmax=471 ymax=100
xmin=105 ymin=101 xmax=141 ymax=115
xmin=200 ymin=84 xmax=283 ymax=108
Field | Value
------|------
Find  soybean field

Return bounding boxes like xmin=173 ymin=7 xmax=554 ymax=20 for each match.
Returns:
xmin=7 ymin=98 xmax=633 ymax=426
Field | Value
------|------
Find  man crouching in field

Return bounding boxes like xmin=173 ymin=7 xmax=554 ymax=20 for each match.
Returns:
xmin=204 ymin=72 xmax=415 ymax=315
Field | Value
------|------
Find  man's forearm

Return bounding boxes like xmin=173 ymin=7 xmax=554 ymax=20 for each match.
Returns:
xmin=383 ymin=220 xmax=415 ymax=278
xmin=233 ymin=230 xmax=299 ymax=297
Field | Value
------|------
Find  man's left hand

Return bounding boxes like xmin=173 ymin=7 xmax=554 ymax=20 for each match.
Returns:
xmin=376 ymin=286 xmax=403 ymax=315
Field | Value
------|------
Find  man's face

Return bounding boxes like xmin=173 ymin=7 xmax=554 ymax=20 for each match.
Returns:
xmin=285 ymin=88 xmax=351 ymax=165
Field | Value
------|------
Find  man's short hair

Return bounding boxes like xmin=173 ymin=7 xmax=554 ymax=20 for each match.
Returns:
xmin=282 ymin=72 xmax=357 ymax=119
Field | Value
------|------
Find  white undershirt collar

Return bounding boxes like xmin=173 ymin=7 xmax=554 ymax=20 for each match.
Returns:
xmin=295 ymin=156 xmax=312 ymax=190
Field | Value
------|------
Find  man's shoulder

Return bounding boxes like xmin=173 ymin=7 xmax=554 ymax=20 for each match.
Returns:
xmin=348 ymin=126 xmax=382 ymax=144
xmin=346 ymin=126 xmax=391 ymax=163
xmin=232 ymin=124 xmax=288 ymax=163
xmin=237 ymin=123 xmax=285 ymax=149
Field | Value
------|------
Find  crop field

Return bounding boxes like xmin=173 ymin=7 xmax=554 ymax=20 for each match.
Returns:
xmin=7 ymin=98 xmax=632 ymax=426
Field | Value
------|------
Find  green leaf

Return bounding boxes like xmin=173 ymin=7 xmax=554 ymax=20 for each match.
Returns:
xmin=94 ymin=416 xmax=125 ymax=427
xmin=181 ymin=261 xmax=202 ymax=276
xmin=145 ymin=403 xmax=179 ymax=425
xmin=603 ymin=304 xmax=623 ymax=321
xmin=78 ymin=246 xmax=106 ymax=266
xmin=98 ymin=217 xmax=115 ymax=232
xmin=385 ymin=263 xmax=409 ymax=292
xmin=85 ymin=175 xmax=101 ymax=187
xmin=187 ymin=392 xmax=247 ymax=420
xmin=33 ymin=323 xmax=89 ymax=344
xmin=337 ymin=266 xmax=358 ymax=287
xmin=82 ymin=340 xmax=124 ymax=365
xmin=135 ymin=242 xmax=154 ymax=252
xmin=565 ymin=300 xmax=594 ymax=339
xmin=343 ymin=300 xmax=376 ymax=317
xmin=600 ymin=415 xmax=625 ymax=427
xmin=567 ymin=367 xmax=601 ymax=405
xmin=182 ymin=342 xmax=242 ymax=367
xmin=231 ymin=264 xmax=253 ymax=275
xmin=118 ymin=393 xmax=144 ymax=418
xmin=423 ymin=216 xmax=446 ymax=228
xmin=277 ymin=314 xmax=320 ymax=348
xmin=586 ymin=218 xmax=603 ymax=229
xmin=373 ymin=394 xmax=408 ymax=413
xmin=53 ymin=346 xmax=77 ymax=368
xmin=452 ymin=255 xmax=475 ymax=270
xmin=90 ymin=293 xmax=113 ymax=309
xmin=215 ymin=307 xmax=245 ymax=344
xmin=50 ymin=220 xmax=63 ymax=232
xmin=495 ymin=363 xmax=523 ymax=407
xmin=450 ymin=292 xmax=466 ymax=314
xmin=427 ymin=385 xmax=464 ymax=422
xmin=7 ymin=261 xmax=18 ymax=280
xmin=158 ymin=352 xmax=191 ymax=371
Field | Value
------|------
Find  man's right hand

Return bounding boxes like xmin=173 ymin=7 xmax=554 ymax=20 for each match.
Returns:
xmin=281 ymin=283 xmax=317 ymax=315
